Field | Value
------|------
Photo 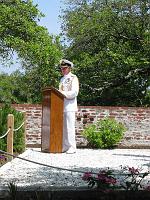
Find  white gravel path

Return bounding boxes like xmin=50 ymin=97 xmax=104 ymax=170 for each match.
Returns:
xmin=0 ymin=148 xmax=150 ymax=191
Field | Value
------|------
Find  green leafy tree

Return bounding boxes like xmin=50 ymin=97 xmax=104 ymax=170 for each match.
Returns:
xmin=61 ymin=0 xmax=150 ymax=106
xmin=0 ymin=0 xmax=63 ymax=103
xmin=0 ymin=73 xmax=17 ymax=103
xmin=0 ymin=71 xmax=31 ymax=103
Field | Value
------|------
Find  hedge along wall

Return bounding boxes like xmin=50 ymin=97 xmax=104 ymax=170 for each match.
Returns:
xmin=11 ymin=104 xmax=150 ymax=148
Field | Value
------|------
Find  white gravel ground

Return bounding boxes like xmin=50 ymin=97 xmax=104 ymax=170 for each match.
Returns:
xmin=0 ymin=148 xmax=150 ymax=191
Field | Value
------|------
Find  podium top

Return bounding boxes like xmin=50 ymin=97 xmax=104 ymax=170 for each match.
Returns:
xmin=42 ymin=87 xmax=66 ymax=99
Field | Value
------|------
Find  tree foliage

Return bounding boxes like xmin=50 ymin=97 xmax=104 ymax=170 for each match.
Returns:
xmin=61 ymin=0 xmax=150 ymax=106
xmin=0 ymin=71 xmax=32 ymax=103
xmin=0 ymin=0 xmax=63 ymax=103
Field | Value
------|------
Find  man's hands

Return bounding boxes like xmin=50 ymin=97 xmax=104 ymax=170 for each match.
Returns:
xmin=59 ymin=90 xmax=66 ymax=97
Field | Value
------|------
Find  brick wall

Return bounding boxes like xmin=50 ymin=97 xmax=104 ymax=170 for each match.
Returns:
xmin=76 ymin=106 xmax=150 ymax=148
xmin=11 ymin=104 xmax=150 ymax=148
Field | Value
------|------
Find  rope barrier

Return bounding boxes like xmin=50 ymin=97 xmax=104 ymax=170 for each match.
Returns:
xmin=130 ymin=129 xmax=150 ymax=132
xmin=13 ymin=121 xmax=25 ymax=132
xmin=0 ymin=150 xmax=91 ymax=175
xmin=0 ymin=128 xmax=10 ymax=139
xmin=0 ymin=120 xmax=24 ymax=139
xmin=0 ymin=150 xmax=149 ymax=176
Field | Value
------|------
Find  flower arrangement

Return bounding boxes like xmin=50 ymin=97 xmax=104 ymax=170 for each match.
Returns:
xmin=82 ymin=170 xmax=119 ymax=191
xmin=120 ymin=166 xmax=150 ymax=191
xmin=82 ymin=166 xmax=150 ymax=191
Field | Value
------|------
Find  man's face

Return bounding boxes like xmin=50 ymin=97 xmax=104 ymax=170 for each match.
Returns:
xmin=60 ymin=65 xmax=71 ymax=75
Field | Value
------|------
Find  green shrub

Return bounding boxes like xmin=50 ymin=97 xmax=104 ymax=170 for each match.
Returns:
xmin=82 ymin=117 xmax=127 ymax=149
xmin=0 ymin=104 xmax=25 ymax=153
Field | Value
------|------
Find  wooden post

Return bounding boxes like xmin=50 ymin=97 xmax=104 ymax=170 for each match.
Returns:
xmin=7 ymin=114 xmax=14 ymax=161
xmin=23 ymin=111 xmax=26 ymax=150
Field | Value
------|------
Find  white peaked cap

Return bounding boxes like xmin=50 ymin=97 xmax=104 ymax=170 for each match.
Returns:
xmin=60 ymin=59 xmax=74 ymax=68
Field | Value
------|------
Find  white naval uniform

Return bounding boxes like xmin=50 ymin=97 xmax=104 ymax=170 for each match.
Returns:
xmin=59 ymin=72 xmax=79 ymax=152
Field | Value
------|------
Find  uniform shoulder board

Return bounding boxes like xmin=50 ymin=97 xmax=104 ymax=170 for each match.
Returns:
xmin=70 ymin=73 xmax=76 ymax=77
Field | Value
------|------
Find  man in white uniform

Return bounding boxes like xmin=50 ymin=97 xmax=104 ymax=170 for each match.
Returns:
xmin=59 ymin=59 xmax=79 ymax=154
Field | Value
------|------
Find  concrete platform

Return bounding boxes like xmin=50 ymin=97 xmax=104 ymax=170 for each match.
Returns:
xmin=0 ymin=148 xmax=150 ymax=197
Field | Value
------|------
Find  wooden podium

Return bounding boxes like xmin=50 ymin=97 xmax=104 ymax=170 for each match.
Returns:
xmin=41 ymin=87 xmax=65 ymax=153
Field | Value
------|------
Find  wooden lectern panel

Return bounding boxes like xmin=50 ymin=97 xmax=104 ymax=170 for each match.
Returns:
xmin=50 ymin=91 xmax=64 ymax=153
xmin=41 ymin=90 xmax=50 ymax=152
xmin=41 ymin=87 xmax=64 ymax=153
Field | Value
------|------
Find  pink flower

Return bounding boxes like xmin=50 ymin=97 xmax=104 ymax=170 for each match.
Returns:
xmin=82 ymin=172 xmax=92 ymax=181
xmin=97 ymin=171 xmax=117 ymax=185
xmin=0 ymin=155 xmax=5 ymax=160
xmin=128 ymin=167 xmax=139 ymax=175
xmin=97 ymin=174 xmax=106 ymax=180
xmin=105 ymin=177 xmax=117 ymax=185
xmin=145 ymin=185 xmax=150 ymax=191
